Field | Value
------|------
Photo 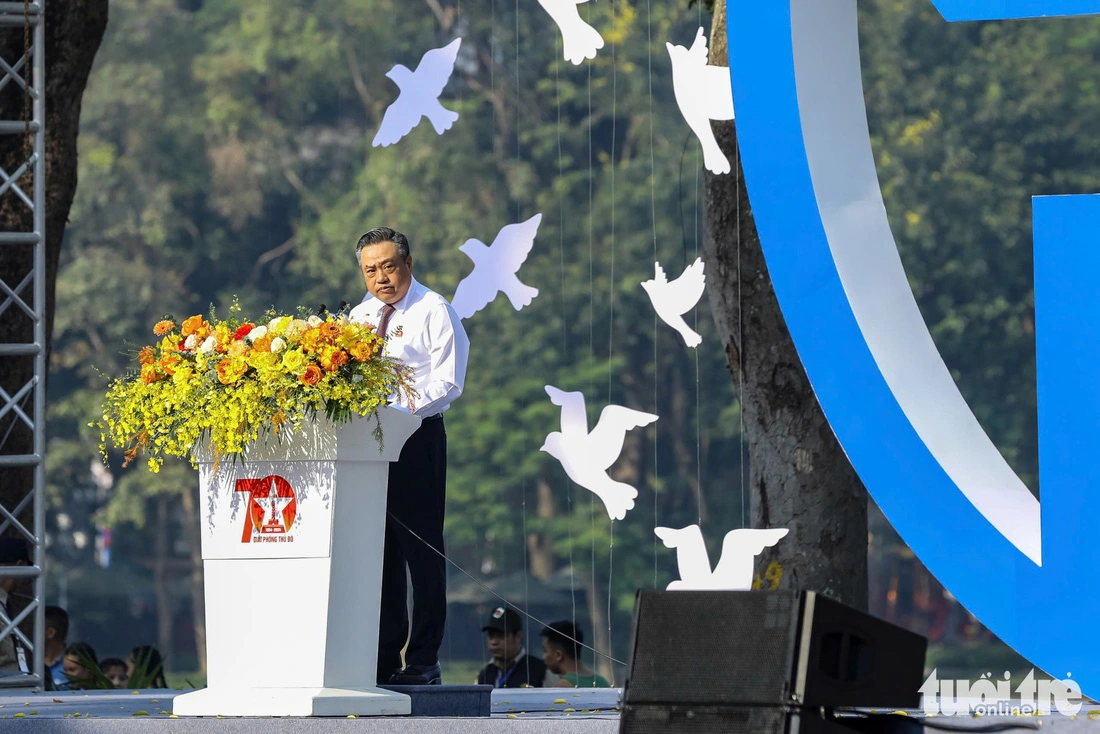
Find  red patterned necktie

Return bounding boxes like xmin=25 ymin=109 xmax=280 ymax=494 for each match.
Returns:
xmin=377 ymin=303 xmax=396 ymax=338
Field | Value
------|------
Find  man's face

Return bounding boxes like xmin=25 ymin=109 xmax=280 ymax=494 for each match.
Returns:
xmin=542 ymin=637 xmax=565 ymax=674
xmin=486 ymin=629 xmax=523 ymax=660
xmin=359 ymin=241 xmax=413 ymax=304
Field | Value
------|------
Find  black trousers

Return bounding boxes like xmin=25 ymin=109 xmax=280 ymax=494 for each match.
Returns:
xmin=377 ymin=415 xmax=447 ymax=678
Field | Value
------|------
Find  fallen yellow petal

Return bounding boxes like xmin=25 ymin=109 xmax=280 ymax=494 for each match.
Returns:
xmin=133 ymin=710 xmax=150 ymax=716
xmin=554 ymin=698 xmax=567 ymax=704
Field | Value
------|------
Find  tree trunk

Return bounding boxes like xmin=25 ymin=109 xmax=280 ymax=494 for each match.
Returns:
xmin=702 ymin=4 xmax=868 ymax=609
xmin=153 ymin=496 xmax=173 ymax=664
xmin=526 ymin=475 xmax=555 ymax=581
xmin=586 ymin=572 xmax=613 ymax=684
xmin=179 ymin=483 xmax=206 ymax=674
xmin=0 ymin=1 xmax=110 ymax=535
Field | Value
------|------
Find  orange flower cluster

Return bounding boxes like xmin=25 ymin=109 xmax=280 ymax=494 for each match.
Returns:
xmin=101 ymin=304 xmax=414 ymax=473
xmin=133 ymin=310 xmax=387 ymax=390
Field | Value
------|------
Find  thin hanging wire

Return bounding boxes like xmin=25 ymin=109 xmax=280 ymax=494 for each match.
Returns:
xmin=515 ymin=2 xmax=533 ymax=680
xmin=583 ymin=0 xmax=598 ymax=670
xmin=554 ymin=18 xmax=578 ymax=655
xmin=695 ymin=0 xmax=704 ymax=526
xmin=736 ymin=111 xmax=746 ymax=531
xmin=647 ymin=0 xmax=659 ymax=591
xmin=607 ymin=0 xmax=619 ymax=678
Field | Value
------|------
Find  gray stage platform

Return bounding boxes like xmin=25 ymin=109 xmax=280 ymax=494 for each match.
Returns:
xmin=2 ymin=687 xmax=1099 ymax=731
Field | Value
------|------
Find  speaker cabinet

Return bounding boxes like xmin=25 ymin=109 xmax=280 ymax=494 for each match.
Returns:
xmin=621 ymin=591 xmax=927 ymax=734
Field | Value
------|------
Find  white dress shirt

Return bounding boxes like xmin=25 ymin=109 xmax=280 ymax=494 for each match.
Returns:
xmin=349 ymin=278 xmax=469 ymax=417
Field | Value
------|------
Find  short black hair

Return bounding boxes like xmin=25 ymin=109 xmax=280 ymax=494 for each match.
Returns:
xmin=540 ymin=620 xmax=583 ymax=661
xmin=355 ymin=227 xmax=410 ymax=265
xmin=66 ymin=641 xmax=97 ymax=666
xmin=100 ymin=657 xmax=126 ymax=673
xmin=45 ymin=605 xmax=69 ymax=642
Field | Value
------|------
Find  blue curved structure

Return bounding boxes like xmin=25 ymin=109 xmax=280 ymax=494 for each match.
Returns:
xmin=727 ymin=0 xmax=1100 ymax=695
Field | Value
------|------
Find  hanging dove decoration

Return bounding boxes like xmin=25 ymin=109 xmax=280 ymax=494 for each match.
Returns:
xmin=655 ymin=525 xmax=789 ymax=591
xmin=668 ymin=27 xmax=736 ymax=174
xmin=641 ymin=257 xmax=706 ymax=347
xmin=450 ymin=213 xmax=542 ymax=319
xmin=372 ymin=38 xmax=462 ymax=147
xmin=537 ymin=0 xmax=605 ymax=65
xmin=541 ymin=385 xmax=658 ymax=521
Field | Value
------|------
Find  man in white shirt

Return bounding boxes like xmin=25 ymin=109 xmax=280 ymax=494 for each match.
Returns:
xmin=349 ymin=227 xmax=469 ymax=686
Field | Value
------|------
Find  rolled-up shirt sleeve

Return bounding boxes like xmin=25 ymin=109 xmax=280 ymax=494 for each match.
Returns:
xmin=412 ymin=302 xmax=469 ymax=416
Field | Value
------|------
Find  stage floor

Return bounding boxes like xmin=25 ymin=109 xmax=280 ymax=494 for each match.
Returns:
xmin=2 ymin=687 xmax=1098 ymax=731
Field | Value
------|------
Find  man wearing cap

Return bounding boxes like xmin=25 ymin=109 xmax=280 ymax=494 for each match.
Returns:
xmin=0 ymin=538 xmax=31 ymax=675
xmin=476 ymin=606 xmax=549 ymax=688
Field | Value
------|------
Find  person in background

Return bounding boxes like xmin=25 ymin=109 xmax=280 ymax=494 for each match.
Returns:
xmin=540 ymin=620 xmax=610 ymax=688
xmin=44 ymin=605 xmax=69 ymax=689
xmin=62 ymin=642 xmax=98 ymax=689
xmin=476 ymin=606 xmax=547 ymax=688
xmin=128 ymin=645 xmax=168 ymax=689
xmin=100 ymin=657 xmax=129 ymax=689
xmin=0 ymin=538 xmax=30 ymax=675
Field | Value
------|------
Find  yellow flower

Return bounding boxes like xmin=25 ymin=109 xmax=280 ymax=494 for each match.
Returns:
xmin=172 ymin=365 xmax=193 ymax=385
xmin=281 ymin=349 xmax=307 ymax=375
xmin=247 ymin=352 xmax=279 ymax=372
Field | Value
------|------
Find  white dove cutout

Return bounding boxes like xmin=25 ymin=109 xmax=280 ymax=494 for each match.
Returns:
xmin=540 ymin=385 xmax=658 ymax=521
xmin=641 ymin=257 xmax=706 ymax=347
xmin=667 ymin=27 xmax=736 ymax=174
xmin=655 ymin=525 xmax=789 ymax=590
xmin=538 ymin=0 xmax=605 ymax=65
xmin=450 ymin=213 xmax=542 ymax=319
xmin=372 ymin=38 xmax=462 ymax=147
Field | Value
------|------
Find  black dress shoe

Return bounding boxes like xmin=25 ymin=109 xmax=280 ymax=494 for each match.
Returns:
xmin=388 ymin=662 xmax=442 ymax=685
xmin=377 ymin=668 xmax=402 ymax=686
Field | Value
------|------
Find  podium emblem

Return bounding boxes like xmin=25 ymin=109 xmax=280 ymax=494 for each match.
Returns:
xmin=235 ymin=475 xmax=299 ymax=544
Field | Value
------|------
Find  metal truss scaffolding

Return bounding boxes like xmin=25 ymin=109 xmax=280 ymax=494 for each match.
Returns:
xmin=0 ymin=0 xmax=45 ymax=689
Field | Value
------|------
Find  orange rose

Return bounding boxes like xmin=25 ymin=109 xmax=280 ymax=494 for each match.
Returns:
xmin=251 ymin=335 xmax=273 ymax=353
xmin=216 ymin=357 xmax=247 ymax=385
xmin=348 ymin=342 xmax=374 ymax=362
xmin=321 ymin=348 xmax=349 ymax=372
xmin=181 ymin=315 xmax=204 ymax=337
xmin=138 ymin=346 xmax=156 ymax=366
xmin=299 ymin=364 xmax=323 ymax=386
xmin=153 ymin=320 xmax=175 ymax=336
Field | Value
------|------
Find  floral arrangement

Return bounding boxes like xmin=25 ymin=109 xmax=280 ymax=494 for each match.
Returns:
xmin=99 ymin=302 xmax=414 ymax=472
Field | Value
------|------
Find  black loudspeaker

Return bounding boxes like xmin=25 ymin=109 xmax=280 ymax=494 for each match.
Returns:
xmin=621 ymin=591 xmax=927 ymax=734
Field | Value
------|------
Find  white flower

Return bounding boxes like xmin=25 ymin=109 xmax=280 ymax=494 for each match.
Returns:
xmin=307 ymin=315 xmax=323 ymax=328
xmin=269 ymin=337 xmax=286 ymax=354
xmin=200 ymin=336 xmax=217 ymax=354
xmin=285 ymin=319 xmax=309 ymax=339
xmin=247 ymin=325 xmax=268 ymax=342
xmin=184 ymin=334 xmax=198 ymax=350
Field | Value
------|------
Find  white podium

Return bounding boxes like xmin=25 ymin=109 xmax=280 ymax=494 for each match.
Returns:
xmin=173 ymin=407 xmax=422 ymax=717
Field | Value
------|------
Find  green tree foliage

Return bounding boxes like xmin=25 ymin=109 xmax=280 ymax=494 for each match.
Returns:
xmin=46 ymin=0 xmax=1100 ymax=672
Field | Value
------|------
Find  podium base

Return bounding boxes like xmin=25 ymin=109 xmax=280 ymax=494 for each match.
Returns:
xmin=172 ymin=686 xmax=411 ymax=717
